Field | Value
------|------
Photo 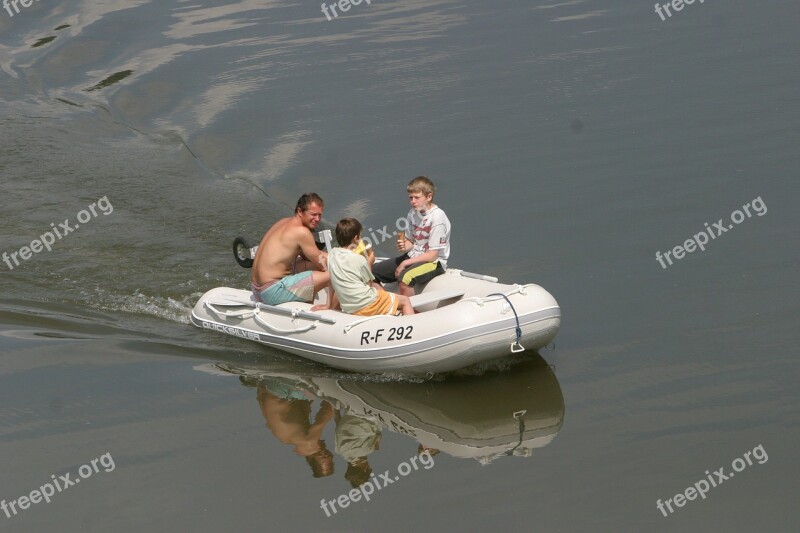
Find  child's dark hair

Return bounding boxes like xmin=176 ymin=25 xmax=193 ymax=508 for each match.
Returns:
xmin=336 ymin=218 xmax=362 ymax=246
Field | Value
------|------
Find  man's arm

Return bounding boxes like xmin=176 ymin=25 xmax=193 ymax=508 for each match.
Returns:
xmin=296 ymin=228 xmax=328 ymax=271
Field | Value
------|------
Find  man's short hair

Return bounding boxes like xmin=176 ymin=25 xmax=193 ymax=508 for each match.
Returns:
xmin=295 ymin=193 xmax=324 ymax=214
xmin=336 ymin=218 xmax=362 ymax=246
xmin=407 ymin=176 xmax=436 ymax=197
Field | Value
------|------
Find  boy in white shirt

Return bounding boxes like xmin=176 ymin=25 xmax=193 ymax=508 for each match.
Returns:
xmin=372 ymin=176 xmax=451 ymax=296
xmin=328 ymin=218 xmax=415 ymax=316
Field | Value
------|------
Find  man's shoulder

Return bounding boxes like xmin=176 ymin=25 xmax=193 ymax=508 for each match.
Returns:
xmin=282 ymin=219 xmax=313 ymax=238
xmin=272 ymin=215 xmax=295 ymax=228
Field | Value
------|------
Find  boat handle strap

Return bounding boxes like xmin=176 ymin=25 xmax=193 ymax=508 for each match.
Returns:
xmin=253 ymin=310 xmax=319 ymax=334
xmin=205 ymin=302 xmax=255 ymax=319
xmin=487 ymin=292 xmax=525 ymax=353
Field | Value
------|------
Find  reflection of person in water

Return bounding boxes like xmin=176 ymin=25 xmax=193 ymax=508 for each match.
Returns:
xmin=335 ymin=414 xmax=382 ymax=488
xmin=256 ymin=379 xmax=335 ymax=478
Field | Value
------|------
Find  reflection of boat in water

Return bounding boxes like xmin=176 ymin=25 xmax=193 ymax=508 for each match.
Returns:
xmin=203 ymin=354 xmax=564 ymax=464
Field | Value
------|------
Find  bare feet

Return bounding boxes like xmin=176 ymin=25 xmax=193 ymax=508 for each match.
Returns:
xmin=399 ymin=282 xmax=415 ymax=297
xmin=398 ymin=295 xmax=415 ymax=315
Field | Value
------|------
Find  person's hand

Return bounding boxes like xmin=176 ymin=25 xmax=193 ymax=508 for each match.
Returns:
xmin=396 ymin=232 xmax=411 ymax=252
xmin=394 ymin=261 xmax=407 ymax=278
xmin=318 ymin=252 xmax=329 ymax=271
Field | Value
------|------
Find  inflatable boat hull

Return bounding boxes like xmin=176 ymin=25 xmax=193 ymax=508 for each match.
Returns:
xmin=190 ymin=269 xmax=560 ymax=374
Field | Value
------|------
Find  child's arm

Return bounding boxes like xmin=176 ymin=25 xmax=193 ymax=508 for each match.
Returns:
xmin=395 ymin=249 xmax=440 ymax=277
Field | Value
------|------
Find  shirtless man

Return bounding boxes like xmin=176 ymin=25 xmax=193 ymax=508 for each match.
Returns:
xmin=251 ymin=193 xmax=337 ymax=310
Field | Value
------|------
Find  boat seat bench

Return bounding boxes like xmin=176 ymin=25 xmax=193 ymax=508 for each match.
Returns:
xmin=409 ymin=289 xmax=465 ymax=310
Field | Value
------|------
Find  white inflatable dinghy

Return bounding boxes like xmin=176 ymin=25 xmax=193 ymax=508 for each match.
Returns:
xmin=190 ymin=233 xmax=561 ymax=374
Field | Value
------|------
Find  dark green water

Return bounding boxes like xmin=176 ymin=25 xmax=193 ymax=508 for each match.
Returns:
xmin=1 ymin=1 xmax=798 ymax=531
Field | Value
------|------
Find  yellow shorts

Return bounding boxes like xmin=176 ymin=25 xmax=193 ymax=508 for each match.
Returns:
xmin=353 ymin=290 xmax=400 ymax=316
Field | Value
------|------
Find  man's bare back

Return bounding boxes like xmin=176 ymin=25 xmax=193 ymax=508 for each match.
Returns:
xmin=252 ymin=216 xmax=318 ymax=284
xmin=250 ymin=194 xmax=338 ymax=310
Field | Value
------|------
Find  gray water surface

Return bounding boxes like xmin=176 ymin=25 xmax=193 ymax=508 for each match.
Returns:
xmin=1 ymin=1 xmax=798 ymax=531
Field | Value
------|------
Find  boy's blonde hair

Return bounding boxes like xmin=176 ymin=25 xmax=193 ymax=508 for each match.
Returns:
xmin=407 ymin=176 xmax=436 ymax=197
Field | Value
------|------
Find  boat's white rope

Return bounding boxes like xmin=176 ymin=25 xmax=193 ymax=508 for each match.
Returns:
xmin=208 ymin=284 xmax=537 ymax=336
xmin=343 ymin=285 xmax=537 ymax=332
xmin=253 ymin=309 xmax=319 ymax=334
xmin=460 ymin=283 xmax=536 ymax=306
xmin=205 ymin=302 xmax=256 ymax=319
xmin=342 ymin=314 xmax=388 ymax=334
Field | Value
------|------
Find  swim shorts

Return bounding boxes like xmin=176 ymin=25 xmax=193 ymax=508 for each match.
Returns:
xmin=372 ymin=254 xmax=445 ymax=287
xmin=353 ymin=290 xmax=400 ymax=316
xmin=260 ymin=377 xmax=309 ymax=401
xmin=252 ymin=271 xmax=314 ymax=305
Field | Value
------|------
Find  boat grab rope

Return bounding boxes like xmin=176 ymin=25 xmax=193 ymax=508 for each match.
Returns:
xmin=253 ymin=309 xmax=319 ymax=334
xmin=460 ymin=283 xmax=534 ymax=306
xmin=342 ymin=284 xmax=534 ymax=341
xmin=486 ymin=292 xmax=525 ymax=353
xmin=342 ymin=314 xmax=387 ymax=334
xmin=204 ymin=302 xmax=256 ymax=319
